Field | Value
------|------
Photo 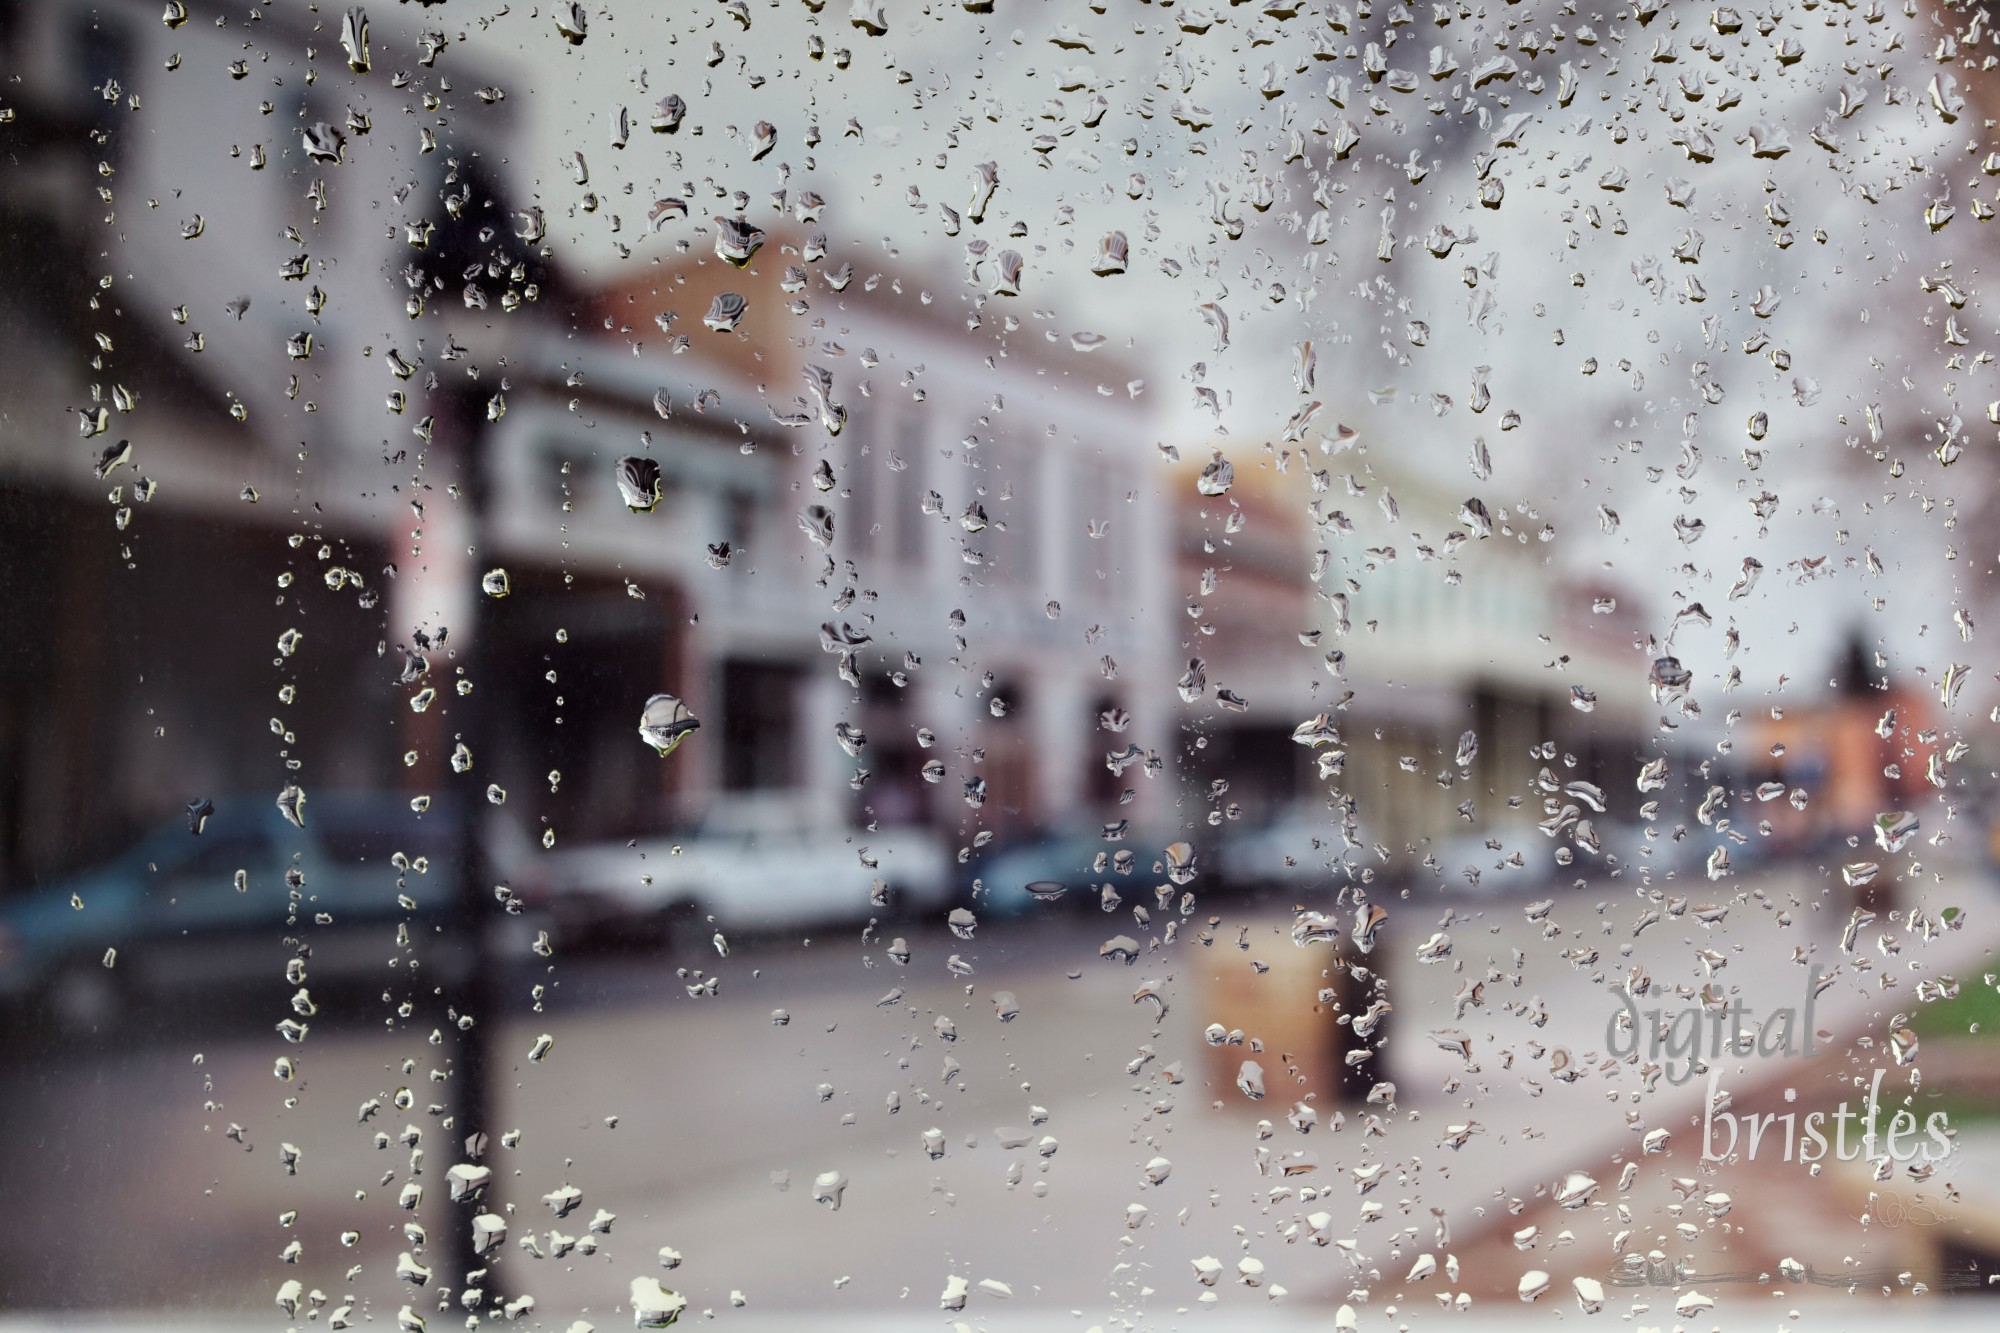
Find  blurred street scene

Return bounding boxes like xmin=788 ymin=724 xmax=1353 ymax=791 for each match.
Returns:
xmin=3 ymin=0 xmax=2000 ymax=1328
xmin=4 ymin=855 xmax=1998 ymax=1327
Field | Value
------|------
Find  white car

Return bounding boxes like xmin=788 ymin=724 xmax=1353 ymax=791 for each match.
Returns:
xmin=1421 ymin=830 xmax=1556 ymax=897
xmin=1218 ymin=803 xmax=1380 ymax=892
xmin=524 ymin=818 xmax=950 ymax=942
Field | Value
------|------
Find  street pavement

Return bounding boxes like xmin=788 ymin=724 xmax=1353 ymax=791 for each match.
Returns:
xmin=0 ymin=855 xmax=1993 ymax=1330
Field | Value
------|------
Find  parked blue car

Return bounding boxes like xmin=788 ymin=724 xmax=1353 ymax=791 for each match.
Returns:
xmin=0 ymin=791 xmax=472 ymax=1035
xmin=965 ymin=825 xmax=1187 ymax=917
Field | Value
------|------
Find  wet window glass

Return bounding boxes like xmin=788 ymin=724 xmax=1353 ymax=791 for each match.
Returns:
xmin=1 ymin=0 xmax=1996 ymax=1327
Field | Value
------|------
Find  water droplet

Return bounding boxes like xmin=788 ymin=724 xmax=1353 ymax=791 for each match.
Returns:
xmin=1100 ymin=934 xmax=1141 ymax=964
xmin=638 ymin=694 xmax=700 ymax=757
xmin=301 ymin=121 xmax=345 ymax=165
xmin=798 ymin=504 xmax=835 ymax=547
xmin=811 ymin=1170 xmax=848 ymax=1209
xmin=1460 ymin=497 xmax=1494 ymax=537
xmin=967 ymin=160 xmax=999 ymax=222
xmin=1197 ymin=453 xmax=1234 ymax=496
xmin=714 ymin=215 xmax=766 ymax=268
xmin=1092 ymin=231 xmax=1128 ymax=275
xmin=1647 ymin=657 xmax=1692 ymax=703
xmin=1353 ymin=903 xmax=1389 ymax=953
xmin=1874 ymin=811 xmax=1919 ymax=854
xmin=1942 ymin=662 xmax=1970 ymax=710
xmin=615 ymin=456 xmax=664 ymax=512
xmin=630 ymin=1276 xmax=687 ymax=1327
xmin=1177 ymin=659 xmax=1208 ymax=703
xmin=1889 ymin=1026 xmax=1920 ymax=1065
xmin=339 ymin=7 xmax=370 ymax=72
xmin=1553 ymin=1170 xmax=1599 ymax=1209
xmin=651 ymin=95 xmax=687 ymax=134
xmin=1416 ymin=932 xmax=1452 ymax=963
xmin=1291 ymin=910 xmax=1339 ymax=948
xmin=704 ymin=292 xmax=748 ymax=331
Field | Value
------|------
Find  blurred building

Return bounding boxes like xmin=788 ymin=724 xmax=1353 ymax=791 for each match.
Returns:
xmin=1170 ymin=437 xmax=1658 ymax=886
xmin=0 ymin=0 xmax=1174 ymax=893
xmin=1745 ymin=636 xmax=1945 ymax=900
xmin=485 ymin=244 xmax=1175 ymax=846
xmin=0 ymin=0 xmax=555 ymax=890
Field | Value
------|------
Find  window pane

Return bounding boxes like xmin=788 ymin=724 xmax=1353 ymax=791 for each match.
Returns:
xmin=0 ymin=0 xmax=1993 ymax=1324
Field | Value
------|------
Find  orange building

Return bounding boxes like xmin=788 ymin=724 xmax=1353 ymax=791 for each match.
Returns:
xmin=1746 ymin=643 xmax=1940 ymax=886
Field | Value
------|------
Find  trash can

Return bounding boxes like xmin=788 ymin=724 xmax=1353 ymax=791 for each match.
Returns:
xmin=1195 ymin=910 xmax=1378 ymax=1112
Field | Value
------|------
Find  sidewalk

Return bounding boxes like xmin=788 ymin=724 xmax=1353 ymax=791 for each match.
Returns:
xmin=1370 ymin=856 xmax=2000 ymax=1281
